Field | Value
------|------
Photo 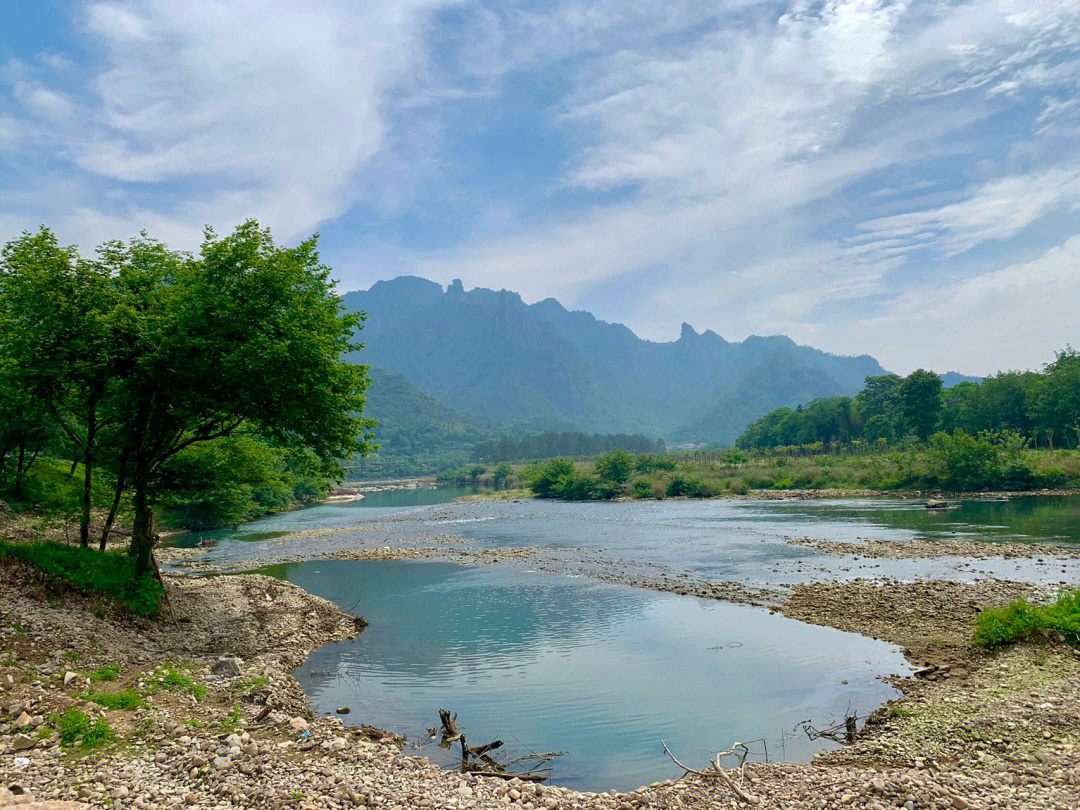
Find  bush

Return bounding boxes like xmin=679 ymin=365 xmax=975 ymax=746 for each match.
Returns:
xmin=594 ymin=449 xmax=633 ymax=485
xmin=666 ymin=474 xmax=707 ymax=498
xmin=526 ymin=459 xmax=601 ymax=500
xmin=1039 ymin=467 xmax=1068 ymax=487
xmin=52 ymin=708 xmax=114 ymax=750
xmin=930 ymin=430 xmax=997 ymax=490
xmin=631 ymin=479 xmax=654 ymax=499
xmin=0 ymin=541 xmax=163 ymax=616
xmin=973 ymin=590 xmax=1080 ymax=649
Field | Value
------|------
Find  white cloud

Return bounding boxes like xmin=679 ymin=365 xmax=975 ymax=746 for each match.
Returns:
xmin=854 ymin=166 xmax=1080 ymax=257
xmin=855 ymin=235 xmax=1080 ymax=374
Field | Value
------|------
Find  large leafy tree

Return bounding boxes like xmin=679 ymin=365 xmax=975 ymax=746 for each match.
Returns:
xmin=98 ymin=222 xmax=374 ymax=575
xmin=898 ymin=369 xmax=943 ymax=441
xmin=0 ymin=228 xmax=127 ymax=545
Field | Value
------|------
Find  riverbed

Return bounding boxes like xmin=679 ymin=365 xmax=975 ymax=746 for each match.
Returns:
xmin=164 ymin=491 xmax=1080 ymax=791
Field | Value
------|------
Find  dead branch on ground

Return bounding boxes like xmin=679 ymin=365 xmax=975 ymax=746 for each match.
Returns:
xmin=660 ymin=740 xmax=761 ymax=805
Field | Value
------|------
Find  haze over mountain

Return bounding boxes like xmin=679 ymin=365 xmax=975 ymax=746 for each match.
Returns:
xmin=342 ymin=277 xmax=946 ymax=445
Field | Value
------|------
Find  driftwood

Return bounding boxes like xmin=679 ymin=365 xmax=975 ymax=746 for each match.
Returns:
xmin=798 ymin=712 xmax=858 ymax=744
xmin=661 ymin=740 xmax=760 ymax=805
xmin=429 ymin=709 xmax=560 ymax=782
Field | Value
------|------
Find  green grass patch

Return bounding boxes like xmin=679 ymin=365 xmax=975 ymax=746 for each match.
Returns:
xmin=87 ymin=665 xmax=121 ymax=682
xmin=236 ymin=676 xmax=268 ymax=694
xmin=0 ymin=540 xmax=163 ymax=616
xmin=220 ymin=705 xmax=243 ymax=731
xmin=973 ymin=590 xmax=1080 ymax=650
xmin=51 ymin=708 xmax=114 ymax=750
xmin=145 ymin=664 xmax=206 ymax=701
xmin=85 ymin=689 xmax=142 ymax=710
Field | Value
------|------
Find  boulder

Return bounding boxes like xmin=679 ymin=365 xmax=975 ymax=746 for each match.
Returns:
xmin=288 ymin=716 xmax=309 ymax=731
xmin=211 ymin=657 xmax=242 ymax=678
xmin=62 ymin=672 xmax=78 ymax=687
xmin=12 ymin=734 xmax=36 ymax=751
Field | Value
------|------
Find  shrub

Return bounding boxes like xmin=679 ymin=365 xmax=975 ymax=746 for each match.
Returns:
xmin=1039 ymin=467 xmax=1068 ymax=487
xmin=88 ymin=666 xmax=121 ymax=682
xmin=52 ymin=708 xmax=114 ymax=750
xmin=0 ymin=541 xmax=163 ymax=616
xmin=728 ymin=479 xmax=749 ymax=495
xmin=527 ymin=459 xmax=600 ymax=500
xmin=666 ymin=474 xmax=706 ymax=498
xmin=631 ymin=479 xmax=654 ymax=499
xmin=594 ymin=449 xmax=633 ymax=485
xmin=973 ymin=590 xmax=1080 ymax=649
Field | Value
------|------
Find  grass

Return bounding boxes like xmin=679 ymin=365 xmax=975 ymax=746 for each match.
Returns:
xmin=0 ymin=540 xmax=163 ymax=616
xmin=973 ymin=590 xmax=1080 ymax=650
xmin=52 ymin=708 xmax=114 ymax=751
xmin=236 ymin=676 xmax=268 ymax=694
xmin=84 ymin=689 xmax=142 ymax=710
xmin=145 ymin=664 xmax=206 ymax=701
xmin=220 ymin=705 xmax=243 ymax=731
xmin=87 ymin=665 xmax=121 ymax=682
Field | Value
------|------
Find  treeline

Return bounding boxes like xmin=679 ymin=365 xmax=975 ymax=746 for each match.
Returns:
xmin=0 ymin=223 xmax=371 ymax=582
xmin=473 ymin=431 xmax=665 ymax=463
xmin=737 ymin=351 xmax=1080 ymax=451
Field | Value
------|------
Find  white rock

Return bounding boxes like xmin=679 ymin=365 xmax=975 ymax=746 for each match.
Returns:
xmin=288 ymin=717 xmax=309 ymax=731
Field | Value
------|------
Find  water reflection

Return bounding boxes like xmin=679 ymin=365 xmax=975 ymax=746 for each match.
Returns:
xmin=270 ymin=560 xmax=908 ymax=791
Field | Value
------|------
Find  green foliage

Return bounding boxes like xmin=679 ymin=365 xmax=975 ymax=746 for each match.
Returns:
xmin=85 ymin=689 xmax=142 ymax=710
xmin=1 ymin=222 xmax=375 ymax=577
xmin=666 ymin=474 xmax=710 ymax=498
xmin=635 ymin=454 xmax=676 ymax=473
xmin=145 ymin=664 xmax=206 ymax=700
xmin=594 ymin=448 xmax=634 ymax=484
xmin=0 ymin=541 xmax=162 ymax=615
xmin=492 ymin=461 xmax=514 ymax=490
xmin=52 ymin=708 xmax=114 ymax=750
xmin=474 ymin=432 xmax=664 ymax=464
xmin=631 ymin=479 xmax=654 ymax=499
xmin=88 ymin=666 xmax=120 ymax=682
xmin=525 ymin=458 xmax=601 ymax=500
xmin=973 ymin=590 xmax=1080 ymax=649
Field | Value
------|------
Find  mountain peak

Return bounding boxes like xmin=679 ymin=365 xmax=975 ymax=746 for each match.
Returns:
xmin=680 ymin=322 xmax=697 ymax=339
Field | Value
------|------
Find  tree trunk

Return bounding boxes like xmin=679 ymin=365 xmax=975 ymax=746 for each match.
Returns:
xmin=14 ymin=443 xmax=25 ymax=498
xmin=132 ymin=457 xmax=155 ymax=577
xmin=80 ymin=410 xmax=97 ymax=547
xmin=100 ymin=466 xmax=127 ymax=552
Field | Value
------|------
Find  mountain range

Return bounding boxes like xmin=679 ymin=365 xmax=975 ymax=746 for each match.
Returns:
xmin=343 ymin=277 xmax=964 ymax=446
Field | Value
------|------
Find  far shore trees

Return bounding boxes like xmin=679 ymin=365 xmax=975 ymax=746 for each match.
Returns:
xmin=0 ymin=221 xmax=374 ymax=579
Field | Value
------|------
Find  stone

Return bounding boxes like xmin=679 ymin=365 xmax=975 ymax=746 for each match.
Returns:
xmin=63 ymin=672 xmax=78 ymax=687
xmin=951 ymin=797 xmax=970 ymax=810
xmin=0 ymin=804 xmax=92 ymax=810
xmin=335 ymin=707 xmax=350 ymax=714
xmin=14 ymin=712 xmax=32 ymax=728
xmin=211 ymin=657 xmax=242 ymax=678
xmin=11 ymin=734 xmax=36 ymax=751
xmin=288 ymin=717 xmax=309 ymax=731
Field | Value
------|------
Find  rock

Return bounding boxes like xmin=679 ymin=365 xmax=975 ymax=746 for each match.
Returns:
xmin=62 ymin=672 xmax=78 ymax=687
xmin=335 ymin=707 xmax=350 ymax=714
xmin=1 ymin=674 xmax=14 ymax=689
xmin=951 ymin=797 xmax=970 ymax=810
xmin=0 ymin=804 xmax=92 ymax=810
xmin=213 ymin=756 xmax=231 ymax=770
xmin=11 ymin=734 xmax=36 ymax=751
xmin=14 ymin=712 xmax=32 ymax=728
xmin=211 ymin=657 xmax=242 ymax=677
xmin=288 ymin=717 xmax=309 ymax=731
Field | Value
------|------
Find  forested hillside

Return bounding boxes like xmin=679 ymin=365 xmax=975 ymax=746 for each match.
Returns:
xmin=343 ymin=277 xmax=904 ymax=443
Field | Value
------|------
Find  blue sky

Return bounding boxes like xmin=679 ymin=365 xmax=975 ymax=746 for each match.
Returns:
xmin=2 ymin=1 xmax=1080 ymax=375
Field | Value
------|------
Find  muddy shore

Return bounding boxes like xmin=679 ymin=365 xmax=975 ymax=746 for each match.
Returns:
xmin=3 ymin=526 xmax=1080 ymax=807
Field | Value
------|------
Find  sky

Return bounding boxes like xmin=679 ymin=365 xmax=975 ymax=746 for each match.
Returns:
xmin=2 ymin=1 xmax=1080 ymax=376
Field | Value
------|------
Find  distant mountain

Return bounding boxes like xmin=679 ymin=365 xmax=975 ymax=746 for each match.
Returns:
xmin=342 ymin=277 xmax=893 ymax=444
xmin=350 ymin=367 xmax=487 ymax=479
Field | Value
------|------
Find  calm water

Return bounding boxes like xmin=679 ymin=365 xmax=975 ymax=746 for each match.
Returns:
xmin=188 ymin=492 xmax=1080 ymax=790
xmin=191 ymin=493 xmax=1080 ymax=585
xmin=268 ymin=559 xmax=908 ymax=791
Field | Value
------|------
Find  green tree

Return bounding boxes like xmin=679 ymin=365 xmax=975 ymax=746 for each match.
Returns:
xmin=492 ymin=461 xmax=513 ymax=489
xmin=594 ymin=448 xmax=633 ymax=484
xmin=0 ymin=228 xmax=130 ymax=546
xmin=898 ymin=369 xmax=943 ymax=441
xmin=97 ymin=222 xmax=374 ymax=576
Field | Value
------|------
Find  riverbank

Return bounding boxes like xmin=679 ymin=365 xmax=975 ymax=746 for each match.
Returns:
xmin=3 ymin=546 xmax=1079 ymax=808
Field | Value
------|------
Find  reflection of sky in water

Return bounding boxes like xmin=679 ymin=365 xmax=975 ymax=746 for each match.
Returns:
xmin=271 ymin=560 xmax=908 ymax=792
xmin=190 ymin=494 xmax=1080 ymax=587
